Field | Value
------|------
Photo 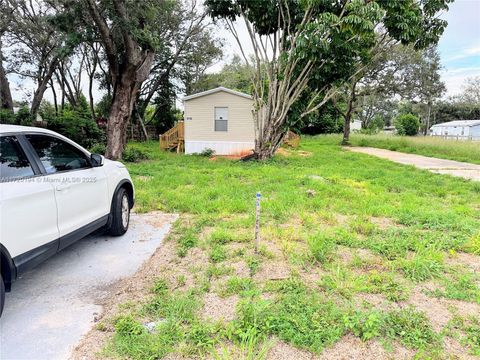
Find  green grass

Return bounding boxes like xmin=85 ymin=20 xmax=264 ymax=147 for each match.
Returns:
xmin=103 ymin=136 xmax=480 ymax=359
xmin=349 ymin=133 xmax=480 ymax=164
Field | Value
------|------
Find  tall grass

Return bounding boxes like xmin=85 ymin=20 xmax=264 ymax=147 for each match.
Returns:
xmin=349 ymin=134 xmax=480 ymax=164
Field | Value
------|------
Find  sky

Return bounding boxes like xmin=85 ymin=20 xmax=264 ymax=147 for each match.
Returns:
xmin=7 ymin=0 xmax=480 ymax=105
xmin=436 ymin=0 xmax=480 ymax=96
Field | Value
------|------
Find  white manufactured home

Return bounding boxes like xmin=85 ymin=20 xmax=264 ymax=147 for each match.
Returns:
xmin=181 ymin=87 xmax=255 ymax=155
xmin=430 ymin=120 xmax=480 ymax=140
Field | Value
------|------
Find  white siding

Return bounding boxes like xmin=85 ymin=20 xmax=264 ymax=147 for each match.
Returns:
xmin=185 ymin=140 xmax=255 ymax=155
xmin=471 ymin=125 xmax=480 ymax=139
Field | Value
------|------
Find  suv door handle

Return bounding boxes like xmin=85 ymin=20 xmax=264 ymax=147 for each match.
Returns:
xmin=56 ymin=184 xmax=71 ymax=191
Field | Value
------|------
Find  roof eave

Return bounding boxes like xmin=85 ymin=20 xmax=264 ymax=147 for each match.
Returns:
xmin=183 ymin=87 xmax=253 ymax=101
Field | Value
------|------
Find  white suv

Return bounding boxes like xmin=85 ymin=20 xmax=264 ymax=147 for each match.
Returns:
xmin=0 ymin=125 xmax=134 ymax=315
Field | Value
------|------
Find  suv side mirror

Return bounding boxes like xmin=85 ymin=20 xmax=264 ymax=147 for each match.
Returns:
xmin=91 ymin=154 xmax=104 ymax=167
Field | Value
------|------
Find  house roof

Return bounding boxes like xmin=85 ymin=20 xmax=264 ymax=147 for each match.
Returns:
xmin=430 ymin=120 xmax=480 ymax=128
xmin=183 ymin=87 xmax=253 ymax=101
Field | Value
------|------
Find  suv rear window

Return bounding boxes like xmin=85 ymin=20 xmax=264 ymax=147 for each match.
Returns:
xmin=0 ymin=136 xmax=35 ymax=181
xmin=26 ymin=134 xmax=91 ymax=174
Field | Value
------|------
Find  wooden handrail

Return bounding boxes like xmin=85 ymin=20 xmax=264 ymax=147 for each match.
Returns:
xmin=160 ymin=121 xmax=184 ymax=150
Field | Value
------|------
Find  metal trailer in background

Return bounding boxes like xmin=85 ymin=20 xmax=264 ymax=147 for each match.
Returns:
xmin=430 ymin=120 xmax=480 ymax=141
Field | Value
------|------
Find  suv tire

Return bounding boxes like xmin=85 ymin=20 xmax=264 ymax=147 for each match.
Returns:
xmin=108 ymin=187 xmax=130 ymax=236
xmin=0 ymin=274 xmax=5 ymax=317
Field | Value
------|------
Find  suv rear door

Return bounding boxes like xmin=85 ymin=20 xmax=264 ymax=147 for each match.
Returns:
xmin=0 ymin=135 xmax=59 ymax=274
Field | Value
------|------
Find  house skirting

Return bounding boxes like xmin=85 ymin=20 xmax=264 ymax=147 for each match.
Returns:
xmin=185 ymin=141 xmax=255 ymax=155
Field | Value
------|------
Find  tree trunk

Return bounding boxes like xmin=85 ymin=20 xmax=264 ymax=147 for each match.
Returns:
xmin=253 ymin=120 xmax=287 ymax=160
xmin=424 ymin=101 xmax=431 ymax=136
xmin=0 ymin=46 xmax=13 ymax=111
xmin=50 ymin=79 xmax=58 ymax=116
xmin=31 ymin=58 xmax=58 ymax=116
xmin=135 ymin=107 xmax=149 ymax=141
xmin=106 ymin=78 xmax=139 ymax=159
xmin=341 ymin=82 xmax=357 ymax=145
xmin=88 ymin=73 xmax=95 ymax=119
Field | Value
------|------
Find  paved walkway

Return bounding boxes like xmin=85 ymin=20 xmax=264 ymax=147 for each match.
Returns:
xmin=347 ymin=147 xmax=480 ymax=182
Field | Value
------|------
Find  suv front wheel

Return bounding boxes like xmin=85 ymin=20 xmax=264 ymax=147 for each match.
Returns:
xmin=108 ymin=187 xmax=130 ymax=236
xmin=0 ymin=274 xmax=5 ymax=317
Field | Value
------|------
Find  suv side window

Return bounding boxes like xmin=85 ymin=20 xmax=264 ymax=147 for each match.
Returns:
xmin=26 ymin=134 xmax=91 ymax=174
xmin=0 ymin=136 xmax=35 ymax=181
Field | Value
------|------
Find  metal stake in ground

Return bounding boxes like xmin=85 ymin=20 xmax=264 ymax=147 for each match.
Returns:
xmin=254 ymin=192 xmax=261 ymax=253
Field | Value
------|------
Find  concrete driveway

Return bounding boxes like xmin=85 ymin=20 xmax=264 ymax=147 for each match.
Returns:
xmin=0 ymin=212 xmax=177 ymax=360
xmin=348 ymin=147 xmax=480 ymax=181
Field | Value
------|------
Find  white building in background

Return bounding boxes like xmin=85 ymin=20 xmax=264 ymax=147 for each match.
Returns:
xmin=183 ymin=87 xmax=255 ymax=155
xmin=430 ymin=120 xmax=480 ymax=140
xmin=351 ymin=120 xmax=362 ymax=131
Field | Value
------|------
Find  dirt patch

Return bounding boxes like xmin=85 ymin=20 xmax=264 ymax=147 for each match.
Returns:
xmin=298 ymin=267 xmax=327 ymax=289
xmin=319 ymin=335 xmax=414 ymax=360
xmin=443 ymin=337 xmax=479 ymax=360
xmin=405 ymin=286 xmax=453 ymax=332
xmin=266 ymin=340 xmax=316 ymax=360
xmin=229 ymin=260 xmax=251 ymax=278
xmin=335 ymin=214 xmax=351 ymax=225
xmin=405 ymin=284 xmax=480 ymax=332
xmin=201 ymin=293 xmax=239 ymax=322
xmin=143 ymin=211 xmax=179 ymax=229
xmin=297 ymin=150 xmax=313 ymax=157
xmin=276 ymin=148 xmax=291 ymax=157
xmin=253 ymin=260 xmax=291 ymax=282
xmin=336 ymin=246 xmax=383 ymax=269
xmin=446 ymin=252 xmax=480 ymax=272
xmin=369 ymin=216 xmax=402 ymax=230
xmin=355 ymin=293 xmax=394 ymax=312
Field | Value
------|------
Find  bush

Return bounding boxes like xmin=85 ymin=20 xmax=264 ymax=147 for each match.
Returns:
xmin=44 ymin=109 xmax=103 ymax=148
xmin=199 ymin=148 xmax=215 ymax=157
xmin=0 ymin=106 xmax=34 ymax=126
xmin=395 ymin=114 xmax=420 ymax=136
xmin=16 ymin=106 xmax=33 ymax=126
xmin=122 ymin=147 xmax=149 ymax=162
xmin=89 ymin=143 xmax=106 ymax=155
xmin=0 ymin=109 xmax=16 ymax=124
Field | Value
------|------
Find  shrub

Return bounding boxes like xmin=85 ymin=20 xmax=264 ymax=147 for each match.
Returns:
xmin=45 ymin=109 xmax=103 ymax=148
xmin=199 ymin=148 xmax=215 ymax=157
xmin=0 ymin=109 xmax=16 ymax=124
xmin=122 ymin=147 xmax=149 ymax=162
xmin=89 ymin=143 xmax=106 ymax=155
xmin=395 ymin=113 xmax=420 ymax=136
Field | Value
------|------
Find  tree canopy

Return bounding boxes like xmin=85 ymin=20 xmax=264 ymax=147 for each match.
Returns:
xmin=205 ymin=0 xmax=452 ymax=159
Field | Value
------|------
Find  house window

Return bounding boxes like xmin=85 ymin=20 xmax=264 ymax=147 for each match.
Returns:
xmin=214 ymin=107 xmax=228 ymax=132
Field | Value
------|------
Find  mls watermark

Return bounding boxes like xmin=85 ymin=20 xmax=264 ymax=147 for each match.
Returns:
xmin=2 ymin=176 xmax=98 ymax=184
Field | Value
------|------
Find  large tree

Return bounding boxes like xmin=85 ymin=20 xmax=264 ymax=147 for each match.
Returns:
xmin=0 ymin=0 xmax=14 ymax=111
xmin=458 ymin=77 xmax=480 ymax=105
xmin=55 ymin=0 xmax=216 ymax=159
xmin=336 ymin=42 xmax=445 ymax=142
xmin=5 ymin=0 xmax=66 ymax=116
xmin=206 ymin=0 xmax=451 ymax=159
